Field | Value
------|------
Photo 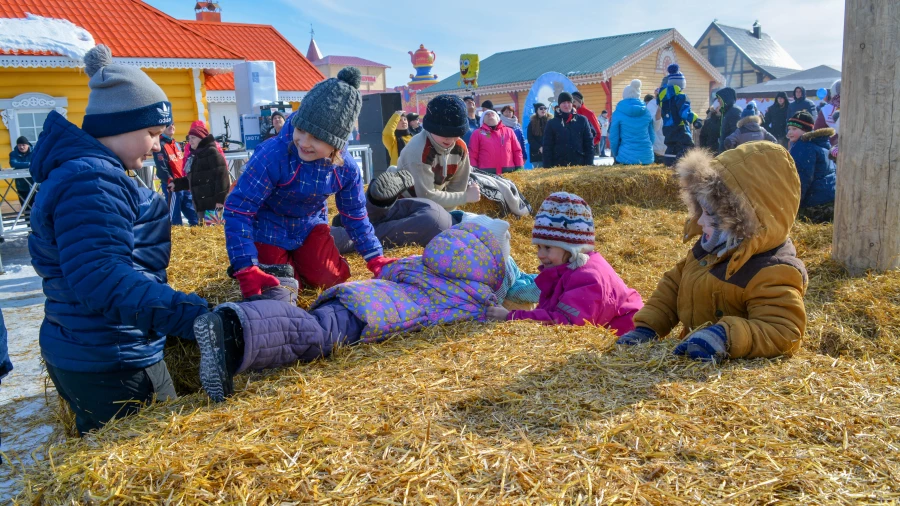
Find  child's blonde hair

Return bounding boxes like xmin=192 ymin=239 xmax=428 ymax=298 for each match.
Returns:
xmin=329 ymin=149 xmax=344 ymax=167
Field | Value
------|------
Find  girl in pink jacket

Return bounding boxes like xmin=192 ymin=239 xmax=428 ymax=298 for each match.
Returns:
xmin=486 ymin=192 xmax=643 ymax=335
xmin=469 ymin=110 xmax=524 ymax=175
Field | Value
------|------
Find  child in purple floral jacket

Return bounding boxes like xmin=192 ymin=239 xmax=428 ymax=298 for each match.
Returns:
xmin=194 ymin=218 xmax=516 ymax=402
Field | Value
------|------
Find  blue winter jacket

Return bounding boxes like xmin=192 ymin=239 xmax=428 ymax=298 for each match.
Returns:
xmin=9 ymin=144 xmax=32 ymax=169
xmin=609 ymin=98 xmax=655 ymax=165
xmin=511 ymin=124 xmax=526 ymax=155
xmin=224 ymin=113 xmax=382 ymax=271
xmin=787 ymin=86 xmax=819 ymax=123
xmin=790 ymin=128 xmax=836 ymax=207
xmin=28 ymin=112 xmax=209 ymax=373
xmin=659 ymin=85 xmax=699 ymax=144
xmin=0 ymin=308 xmax=11 ymax=383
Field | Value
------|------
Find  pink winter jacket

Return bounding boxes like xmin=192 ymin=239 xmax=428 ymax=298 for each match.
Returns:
xmin=507 ymin=252 xmax=643 ymax=335
xmin=469 ymin=124 xmax=524 ymax=175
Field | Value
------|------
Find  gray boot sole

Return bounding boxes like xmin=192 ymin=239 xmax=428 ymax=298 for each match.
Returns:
xmin=194 ymin=312 xmax=234 ymax=403
xmin=369 ymin=169 xmax=414 ymax=203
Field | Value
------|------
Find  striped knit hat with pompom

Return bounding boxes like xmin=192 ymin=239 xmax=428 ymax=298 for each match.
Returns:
xmin=666 ymin=63 xmax=686 ymax=90
xmin=532 ymin=192 xmax=595 ymax=269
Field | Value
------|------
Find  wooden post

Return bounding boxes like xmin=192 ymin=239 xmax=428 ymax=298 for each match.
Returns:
xmin=832 ymin=0 xmax=900 ymax=274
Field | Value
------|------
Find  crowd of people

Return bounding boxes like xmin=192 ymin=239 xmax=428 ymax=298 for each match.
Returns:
xmin=0 ymin=42 xmax=840 ymax=439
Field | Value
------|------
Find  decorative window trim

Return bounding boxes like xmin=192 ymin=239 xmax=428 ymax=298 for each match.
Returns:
xmin=0 ymin=93 xmax=68 ymax=146
xmin=0 ymin=55 xmax=243 ymax=70
xmin=206 ymin=90 xmax=308 ymax=104
xmin=206 ymin=91 xmax=236 ymax=103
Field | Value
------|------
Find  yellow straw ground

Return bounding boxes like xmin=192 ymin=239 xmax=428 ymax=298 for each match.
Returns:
xmin=15 ymin=165 xmax=900 ymax=504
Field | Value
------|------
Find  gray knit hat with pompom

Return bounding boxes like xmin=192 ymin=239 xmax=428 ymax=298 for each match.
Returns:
xmin=291 ymin=67 xmax=362 ymax=152
xmin=81 ymin=45 xmax=171 ymax=138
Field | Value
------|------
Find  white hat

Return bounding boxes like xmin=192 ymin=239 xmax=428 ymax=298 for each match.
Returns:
xmin=461 ymin=214 xmax=511 ymax=262
xmin=623 ymin=79 xmax=642 ymax=100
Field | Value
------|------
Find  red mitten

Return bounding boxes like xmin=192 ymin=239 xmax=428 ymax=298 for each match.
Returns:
xmin=234 ymin=266 xmax=280 ymax=299
xmin=366 ymin=256 xmax=399 ymax=278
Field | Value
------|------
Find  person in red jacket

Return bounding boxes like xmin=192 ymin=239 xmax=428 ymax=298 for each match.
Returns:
xmin=152 ymin=123 xmax=199 ymax=226
xmin=572 ymin=91 xmax=602 ymax=152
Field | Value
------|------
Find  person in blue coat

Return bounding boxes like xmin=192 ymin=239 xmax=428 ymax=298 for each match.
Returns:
xmin=28 ymin=45 xmax=209 ymax=435
xmin=0 ymin=309 xmax=10 ymax=384
xmin=609 ymin=79 xmax=655 ymax=165
xmin=658 ymin=65 xmax=702 ymax=166
xmin=541 ymin=92 xmax=594 ymax=168
xmin=787 ymin=86 xmax=819 ymax=124
xmin=224 ymin=67 xmax=395 ymax=299
xmin=499 ymin=105 xmax=527 ymax=154
xmin=0 ymin=308 xmax=9 ymax=463
xmin=786 ymin=111 xmax=835 ymax=223
xmin=8 ymin=136 xmax=35 ymax=211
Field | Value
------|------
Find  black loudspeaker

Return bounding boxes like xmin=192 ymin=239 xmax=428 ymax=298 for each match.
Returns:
xmin=359 ymin=93 xmax=402 ymax=175
xmin=359 ymin=92 xmax=402 ymax=133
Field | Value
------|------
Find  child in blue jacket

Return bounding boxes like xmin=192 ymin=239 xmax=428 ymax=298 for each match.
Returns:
xmin=28 ymin=45 xmax=209 ymax=435
xmin=787 ymin=111 xmax=836 ymax=223
xmin=224 ymin=67 xmax=395 ymax=299
xmin=658 ymin=64 xmax=702 ymax=166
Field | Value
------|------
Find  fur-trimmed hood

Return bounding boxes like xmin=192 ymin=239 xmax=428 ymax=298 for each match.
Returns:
xmin=801 ymin=127 xmax=835 ymax=142
xmin=736 ymin=115 xmax=762 ymax=129
xmin=676 ymin=142 xmax=800 ymax=279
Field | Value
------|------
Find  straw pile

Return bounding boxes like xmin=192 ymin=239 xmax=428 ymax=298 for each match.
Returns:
xmin=466 ymin=165 xmax=679 ymax=216
xmin=18 ymin=164 xmax=900 ymax=504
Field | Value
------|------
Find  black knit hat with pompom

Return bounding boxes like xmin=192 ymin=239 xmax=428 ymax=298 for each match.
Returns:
xmin=291 ymin=66 xmax=362 ymax=151
xmin=423 ymin=95 xmax=468 ymax=138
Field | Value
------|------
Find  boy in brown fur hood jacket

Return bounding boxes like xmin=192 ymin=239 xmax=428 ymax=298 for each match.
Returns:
xmin=618 ymin=142 xmax=809 ymax=361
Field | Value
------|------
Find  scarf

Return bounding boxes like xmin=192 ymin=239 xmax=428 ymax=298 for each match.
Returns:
xmin=426 ymin=131 xmax=453 ymax=180
xmin=395 ymin=128 xmax=410 ymax=154
xmin=500 ymin=115 xmax=519 ymax=129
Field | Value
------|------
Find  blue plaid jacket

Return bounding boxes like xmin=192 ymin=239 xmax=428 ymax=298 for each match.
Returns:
xmin=225 ymin=114 xmax=382 ymax=271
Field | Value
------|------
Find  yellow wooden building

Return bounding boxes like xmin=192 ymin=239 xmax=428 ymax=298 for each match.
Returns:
xmin=0 ymin=0 xmax=323 ymax=202
xmin=419 ymin=29 xmax=723 ymax=128
xmin=694 ymin=21 xmax=802 ymax=90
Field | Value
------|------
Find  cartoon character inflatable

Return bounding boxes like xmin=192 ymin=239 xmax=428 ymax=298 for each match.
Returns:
xmin=458 ymin=54 xmax=479 ymax=90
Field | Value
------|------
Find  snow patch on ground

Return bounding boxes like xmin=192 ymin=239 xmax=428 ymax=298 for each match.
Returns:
xmin=0 ymin=13 xmax=95 ymax=60
xmin=0 ymin=231 xmax=64 ymax=502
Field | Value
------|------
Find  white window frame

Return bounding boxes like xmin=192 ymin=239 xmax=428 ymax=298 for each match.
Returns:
xmin=0 ymin=92 xmax=68 ymax=147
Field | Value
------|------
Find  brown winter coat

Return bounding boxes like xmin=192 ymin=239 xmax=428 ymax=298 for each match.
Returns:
xmin=187 ymin=134 xmax=230 ymax=213
xmin=634 ymin=143 xmax=809 ymax=359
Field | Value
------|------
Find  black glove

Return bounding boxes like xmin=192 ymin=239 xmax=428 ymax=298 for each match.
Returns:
xmin=693 ymin=119 xmax=703 ymax=129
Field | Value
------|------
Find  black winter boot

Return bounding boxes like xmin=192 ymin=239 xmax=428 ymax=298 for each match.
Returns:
xmin=368 ymin=169 xmax=414 ymax=207
xmin=194 ymin=312 xmax=235 ymax=403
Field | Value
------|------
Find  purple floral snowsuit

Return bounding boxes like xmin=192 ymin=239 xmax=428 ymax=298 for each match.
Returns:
xmin=223 ymin=222 xmax=504 ymax=372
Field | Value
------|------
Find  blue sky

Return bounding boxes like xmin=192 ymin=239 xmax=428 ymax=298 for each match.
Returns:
xmin=146 ymin=0 xmax=845 ymax=88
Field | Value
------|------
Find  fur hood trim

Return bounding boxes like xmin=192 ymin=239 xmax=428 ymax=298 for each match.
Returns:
xmin=801 ymin=127 xmax=836 ymax=142
xmin=737 ymin=115 xmax=762 ymax=128
xmin=676 ymin=149 xmax=759 ymax=241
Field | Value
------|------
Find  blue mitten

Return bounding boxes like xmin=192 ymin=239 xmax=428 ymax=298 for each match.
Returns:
xmin=673 ymin=325 xmax=728 ymax=361
xmin=616 ymin=326 xmax=658 ymax=345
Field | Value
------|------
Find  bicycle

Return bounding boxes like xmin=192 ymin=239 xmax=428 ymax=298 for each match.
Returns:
xmin=214 ymin=117 xmax=246 ymax=153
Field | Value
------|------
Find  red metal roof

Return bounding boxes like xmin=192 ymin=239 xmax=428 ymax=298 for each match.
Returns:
xmin=184 ymin=20 xmax=324 ymax=91
xmin=0 ymin=0 xmax=241 ymax=60
xmin=311 ymin=55 xmax=389 ymax=69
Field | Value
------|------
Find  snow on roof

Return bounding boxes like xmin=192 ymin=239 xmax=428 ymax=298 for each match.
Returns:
xmin=0 ymin=13 xmax=94 ymax=60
